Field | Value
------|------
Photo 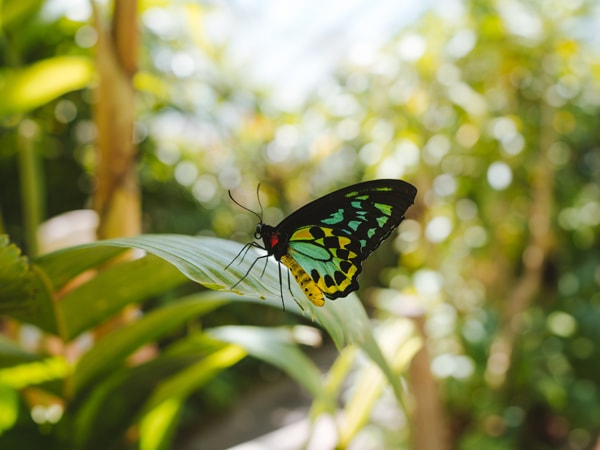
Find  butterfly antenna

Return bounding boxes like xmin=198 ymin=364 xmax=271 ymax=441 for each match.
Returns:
xmin=228 ymin=189 xmax=262 ymax=223
xmin=255 ymin=183 xmax=264 ymax=222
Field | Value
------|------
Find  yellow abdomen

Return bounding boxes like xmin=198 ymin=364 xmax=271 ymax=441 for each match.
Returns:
xmin=280 ymin=254 xmax=325 ymax=307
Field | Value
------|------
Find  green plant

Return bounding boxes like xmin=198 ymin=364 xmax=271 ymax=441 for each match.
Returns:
xmin=0 ymin=234 xmax=418 ymax=449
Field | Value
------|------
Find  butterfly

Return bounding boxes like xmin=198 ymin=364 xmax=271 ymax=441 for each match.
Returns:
xmin=227 ymin=179 xmax=417 ymax=308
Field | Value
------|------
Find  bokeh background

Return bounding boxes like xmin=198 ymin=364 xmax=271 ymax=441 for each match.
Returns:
xmin=1 ymin=0 xmax=599 ymax=449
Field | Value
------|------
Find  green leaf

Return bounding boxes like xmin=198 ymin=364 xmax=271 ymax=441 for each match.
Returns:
xmin=0 ymin=235 xmax=57 ymax=332
xmin=59 ymin=254 xmax=189 ymax=340
xmin=71 ymin=335 xmax=244 ymax=450
xmin=93 ymin=235 xmax=285 ymax=301
xmin=72 ymin=292 xmax=228 ymax=395
xmin=0 ymin=0 xmax=45 ymax=29
xmin=71 ymin=353 xmax=203 ymax=450
xmin=0 ymin=335 xmax=42 ymax=369
xmin=310 ymin=345 xmax=358 ymax=417
xmin=0 ymin=235 xmax=34 ymax=314
xmin=0 ymin=56 xmax=95 ymax=117
xmin=0 ymin=385 xmax=19 ymax=435
xmin=137 ymin=326 xmax=332 ymax=450
xmin=338 ymin=319 xmax=421 ymax=447
xmin=34 ymin=245 xmax=127 ymax=292
xmin=139 ymin=397 xmax=184 ymax=450
xmin=139 ymin=343 xmax=246 ymax=414
xmin=66 ymin=234 xmax=407 ymax=403
xmin=14 ymin=244 xmax=129 ymax=336
xmin=207 ymin=325 xmax=329 ymax=403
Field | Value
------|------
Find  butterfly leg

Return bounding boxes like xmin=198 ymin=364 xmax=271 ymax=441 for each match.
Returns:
xmin=229 ymin=253 xmax=270 ymax=290
xmin=225 ymin=242 xmax=251 ymax=269
xmin=277 ymin=262 xmax=286 ymax=311
xmin=225 ymin=242 xmax=265 ymax=270
xmin=259 ymin=255 xmax=270 ymax=278
xmin=286 ymin=269 xmax=305 ymax=311
xmin=271 ymin=261 xmax=305 ymax=312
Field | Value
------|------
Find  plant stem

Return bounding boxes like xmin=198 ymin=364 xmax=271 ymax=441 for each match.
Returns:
xmin=18 ymin=119 xmax=44 ymax=257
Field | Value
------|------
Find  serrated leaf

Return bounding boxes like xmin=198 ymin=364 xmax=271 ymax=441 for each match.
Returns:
xmin=0 ymin=235 xmax=35 ymax=315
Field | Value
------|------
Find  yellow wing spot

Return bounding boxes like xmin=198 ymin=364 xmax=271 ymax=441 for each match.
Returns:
xmin=280 ymin=254 xmax=325 ymax=307
xmin=337 ymin=236 xmax=352 ymax=246
xmin=315 ymin=263 xmax=358 ymax=295
xmin=292 ymin=228 xmax=316 ymax=240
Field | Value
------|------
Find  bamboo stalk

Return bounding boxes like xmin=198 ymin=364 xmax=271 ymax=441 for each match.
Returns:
xmin=18 ymin=119 xmax=44 ymax=257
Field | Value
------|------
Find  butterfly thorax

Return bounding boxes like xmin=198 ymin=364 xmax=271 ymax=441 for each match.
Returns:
xmin=256 ymin=223 xmax=289 ymax=260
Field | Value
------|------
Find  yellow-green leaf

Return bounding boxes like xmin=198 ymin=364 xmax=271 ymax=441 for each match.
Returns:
xmin=0 ymin=56 xmax=95 ymax=117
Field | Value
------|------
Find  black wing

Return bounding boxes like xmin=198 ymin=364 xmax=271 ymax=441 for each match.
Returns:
xmin=275 ymin=179 xmax=417 ymax=258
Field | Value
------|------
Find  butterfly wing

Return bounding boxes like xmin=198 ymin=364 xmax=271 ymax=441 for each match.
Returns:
xmin=286 ymin=226 xmax=362 ymax=299
xmin=276 ymin=179 xmax=417 ymax=300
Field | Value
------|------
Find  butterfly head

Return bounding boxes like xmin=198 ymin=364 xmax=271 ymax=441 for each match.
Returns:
xmin=254 ymin=222 xmax=282 ymax=257
xmin=254 ymin=223 xmax=264 ymax=239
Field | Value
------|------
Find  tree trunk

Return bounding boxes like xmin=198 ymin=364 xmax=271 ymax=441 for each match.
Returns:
xmin=91 ymin=0 xmax=141 ymax=340
xmin=410 ymin=315 xmax=447 ymax=450
xmin=92 ymin=0 xmax=140 ymax=240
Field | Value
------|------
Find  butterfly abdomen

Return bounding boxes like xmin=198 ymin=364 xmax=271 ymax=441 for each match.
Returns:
xmin=280 ymin=254 xmax=325 ymax=307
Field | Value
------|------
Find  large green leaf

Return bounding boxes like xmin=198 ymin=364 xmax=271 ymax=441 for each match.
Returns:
xmin=72 ymin=234 xmax=406 ymax=403
xmin=137 ymin=325 xmax=330 ymax=450
xmin=31 ymin=234 xmax=404 ymax=403
xmin=80 ymin=235 xmax=358 ymax=326
xmin=34 ymin=245 xmax=127 ymax=292
xmin=0 ymin=56 xmax=94 ymax=117
xmin=59 ymin=254 xmax=189 ymax=340
xmin=71 ymin=334 xmax=246 ymax=450
xmin=72 ymin=292 xmax=228 ymax=396
xmin=83 ymin=235 xmax=308 ymax=312
xmin=207 ymin=325 xmax=329 ymax=403
xmin=137 ymin=343 xmax=246 ymax=450
xmin=70 ymin=353 xmax=205 ymax=450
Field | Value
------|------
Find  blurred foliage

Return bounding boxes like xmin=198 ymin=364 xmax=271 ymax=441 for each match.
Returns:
xmin=1 ymin=0 xmax=600 ymax=449
xmin=0 ymin=232 xmax=408 ymax=449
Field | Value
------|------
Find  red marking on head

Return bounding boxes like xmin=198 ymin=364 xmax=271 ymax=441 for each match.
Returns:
xmin=270 ymin=234 xmax=279 ymax=248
